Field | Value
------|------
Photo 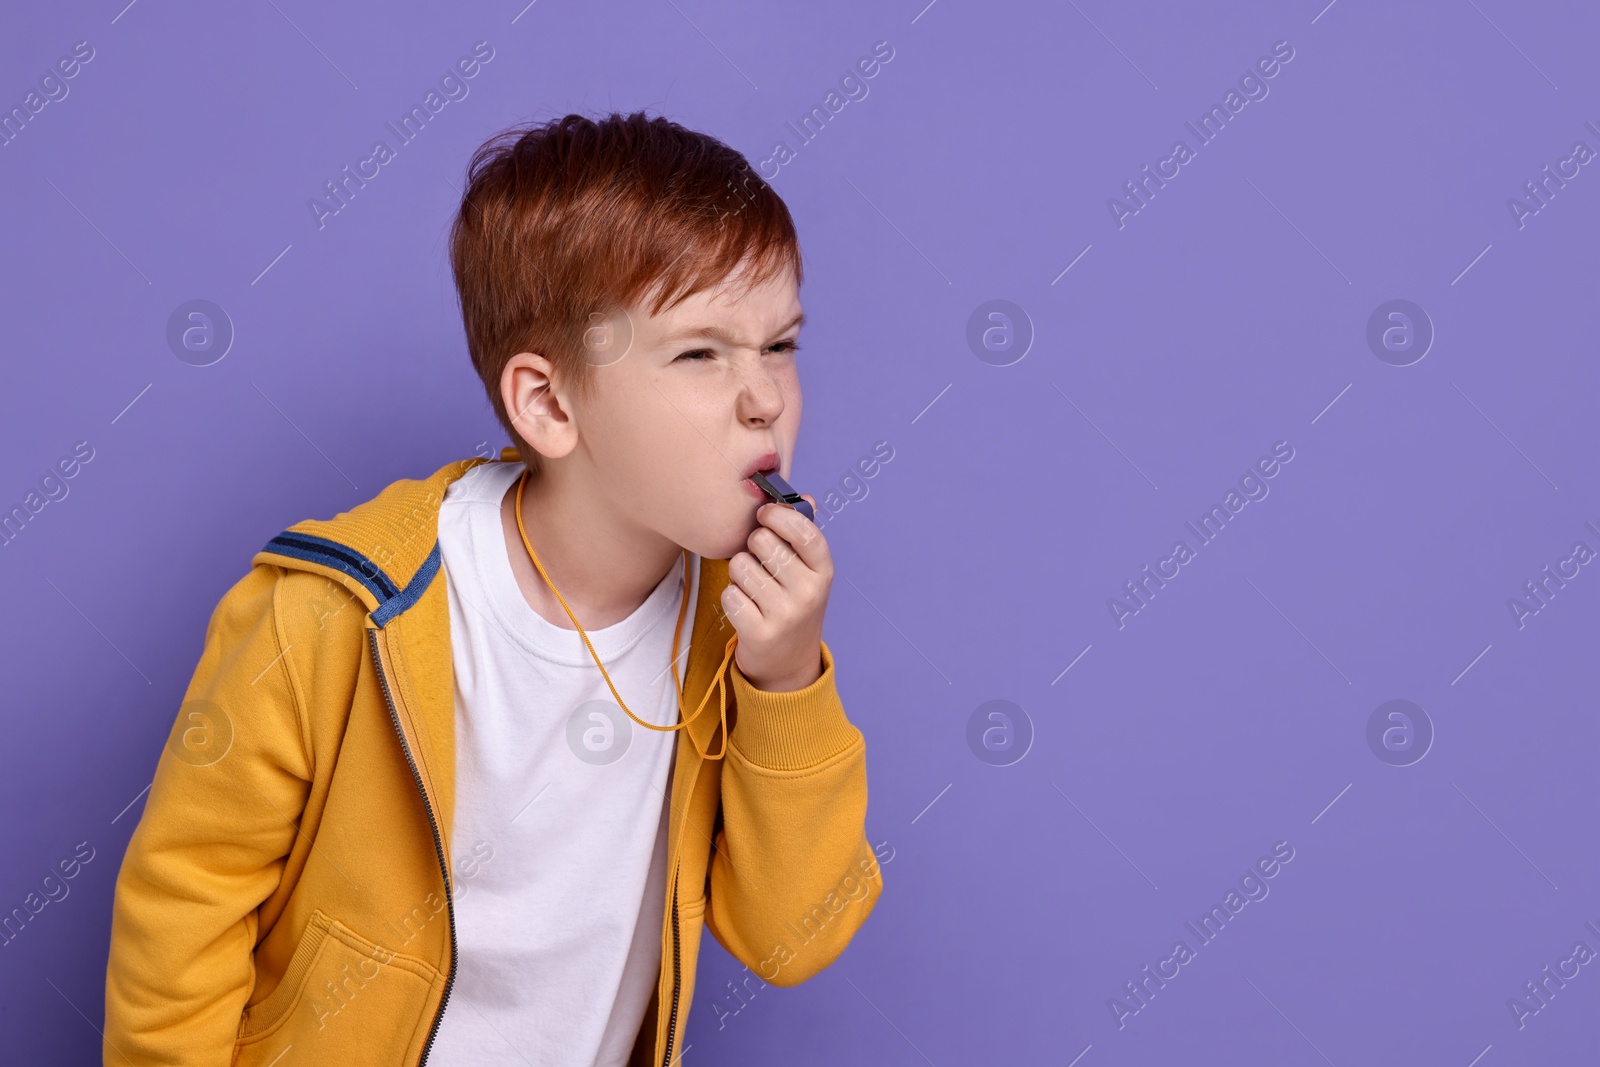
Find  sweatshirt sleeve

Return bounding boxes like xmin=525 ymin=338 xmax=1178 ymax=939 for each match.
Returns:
xmin=103 ymin=564 xmax=313 ymax=1065
xmin=702 ymin=639 xmax=884 ymax=987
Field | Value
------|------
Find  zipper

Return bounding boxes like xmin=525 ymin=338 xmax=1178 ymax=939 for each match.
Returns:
xmin=368 ymin=627 xmax=458 ymax=1067
xmin=661 ymin=861 xmax=682 ymax=1067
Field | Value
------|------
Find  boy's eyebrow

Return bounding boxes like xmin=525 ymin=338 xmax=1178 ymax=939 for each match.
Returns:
xmin=657 ymin=310 xmax=806 ymax=348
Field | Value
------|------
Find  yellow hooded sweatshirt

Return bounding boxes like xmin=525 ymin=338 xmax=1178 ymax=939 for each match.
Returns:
xmin=102 ymin=448 xmax=883 ymax=1066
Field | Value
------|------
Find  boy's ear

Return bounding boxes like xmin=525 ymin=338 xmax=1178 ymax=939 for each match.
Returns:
xmin=502 ymin=351 xmax=578 ymax=461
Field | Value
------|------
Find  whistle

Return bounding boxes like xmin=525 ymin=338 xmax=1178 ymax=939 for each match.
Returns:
xmin=749 ymin=469 xmax=816 ymax=523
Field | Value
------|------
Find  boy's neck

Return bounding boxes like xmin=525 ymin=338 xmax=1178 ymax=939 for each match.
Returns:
xmin=497 ymin=464 xmax=685 ymax=632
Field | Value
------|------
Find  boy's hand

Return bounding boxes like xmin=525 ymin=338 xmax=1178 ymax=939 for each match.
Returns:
xmin=722 ymin=493 xmax=831 ymax=692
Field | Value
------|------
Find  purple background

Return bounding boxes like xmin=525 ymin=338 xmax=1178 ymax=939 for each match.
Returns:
xmin=3 ymin=0 xmax=1598 ymax=1063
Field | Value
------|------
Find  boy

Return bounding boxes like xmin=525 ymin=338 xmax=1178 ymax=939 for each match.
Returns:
xmin=103 ymin=111 xmax=883 ymax=1066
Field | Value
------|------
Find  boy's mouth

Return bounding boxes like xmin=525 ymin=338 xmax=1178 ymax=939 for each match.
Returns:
xmin=740 ymin=451 xmax=781 ymax=481
xmin=741 ymin=451 xmax=783 ymax=502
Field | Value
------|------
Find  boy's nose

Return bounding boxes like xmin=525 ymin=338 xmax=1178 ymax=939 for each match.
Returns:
xmin=736 ymin=366 xmax=786 ymax=424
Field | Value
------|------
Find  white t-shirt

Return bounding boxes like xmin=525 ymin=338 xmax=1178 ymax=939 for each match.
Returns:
xmin=427 ymin=459 xmax=699 ymax=1066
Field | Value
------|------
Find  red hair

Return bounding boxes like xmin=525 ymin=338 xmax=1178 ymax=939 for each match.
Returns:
xmin=448 ymin=110 xmax=803 ymax=472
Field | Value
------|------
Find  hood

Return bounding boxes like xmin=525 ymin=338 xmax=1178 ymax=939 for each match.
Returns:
xmin=252 ymin=450 xmax=504 ymax=628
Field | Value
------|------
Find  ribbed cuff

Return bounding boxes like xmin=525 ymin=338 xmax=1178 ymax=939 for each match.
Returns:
xmin=729 ymin=640 xmax=862 ymax=771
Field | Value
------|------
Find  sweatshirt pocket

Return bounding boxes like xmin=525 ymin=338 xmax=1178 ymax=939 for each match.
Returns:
xmin=233 ymin=908 xmax=441 ymax=1065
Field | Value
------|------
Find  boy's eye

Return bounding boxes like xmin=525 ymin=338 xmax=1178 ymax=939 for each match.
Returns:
xmin=673 ymin=340 xmax=802 ymax=362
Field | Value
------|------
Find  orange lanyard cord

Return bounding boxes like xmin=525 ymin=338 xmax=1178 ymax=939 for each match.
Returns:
xmin=514 ymin=470 xmax=733 ymax=760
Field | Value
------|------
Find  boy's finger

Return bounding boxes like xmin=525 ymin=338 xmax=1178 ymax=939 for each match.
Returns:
xmin=750 ymin=528 xmax=807 ymax=590
xmin=721 ymin=579 xmax=763 ymax=626
xmin=761 ymin=500 xmax=828 ymax=566
xmin=731 ymin=550 xmax=785 ymax=615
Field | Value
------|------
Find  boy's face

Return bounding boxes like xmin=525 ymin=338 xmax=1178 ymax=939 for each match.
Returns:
xmin=517 ymin=258 xmax=805 ymax=562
